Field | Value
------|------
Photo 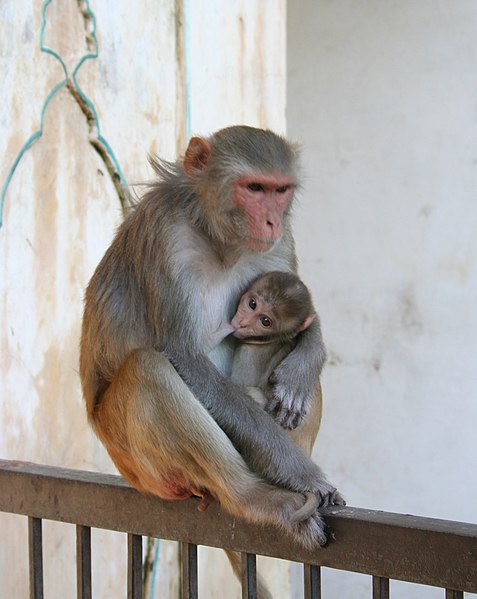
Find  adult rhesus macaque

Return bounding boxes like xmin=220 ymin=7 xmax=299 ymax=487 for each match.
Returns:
xmin=80 ymin=126 xmax=343 ymax=550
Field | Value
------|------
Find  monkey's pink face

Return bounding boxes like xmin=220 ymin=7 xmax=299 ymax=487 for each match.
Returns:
xmin=234 ymin=174 xmax=294 ymax=252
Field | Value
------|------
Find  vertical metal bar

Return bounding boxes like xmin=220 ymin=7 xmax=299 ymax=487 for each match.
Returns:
xmin=373 ymin=576 xmax=390 ymax=599
xmin=142 ymin=537 xmax=157 ymax=599
xmin=76 ymin=525 xmax=92 ymax=599
xmin=28 ymin=517 xmax=44 ymax=599
xmin=127 ymin=533 xmax=143 ymax=599
xmin=304 ymin=563 xmax=321 ymax=599
xmin=241 ymin=553 xmax=257 ymax=599
xmin=181 ymin=542 xmax=198 ymax=599
xmin=446 ymin=591 xmax=464 ymax=599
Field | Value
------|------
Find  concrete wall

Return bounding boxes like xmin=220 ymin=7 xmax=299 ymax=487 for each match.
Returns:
xmin=288 ymin=2 xmax=477 ymax=598
xmin=0 ymin=1 xmax=286 ymax=597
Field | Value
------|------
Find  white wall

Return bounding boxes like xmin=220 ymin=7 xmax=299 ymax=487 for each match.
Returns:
xmin=288 ymin=2 xmax=477 ymax=597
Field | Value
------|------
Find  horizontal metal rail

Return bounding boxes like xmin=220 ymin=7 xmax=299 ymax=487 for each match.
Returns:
xmin=0 ymin=460 xmax=476 ymax=595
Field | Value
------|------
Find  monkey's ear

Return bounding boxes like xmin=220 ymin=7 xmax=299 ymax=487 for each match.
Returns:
xmin=184 ymin=137 xmax=213 ymax=176
xmin=298 ymin=313 xmax=316 ymax=333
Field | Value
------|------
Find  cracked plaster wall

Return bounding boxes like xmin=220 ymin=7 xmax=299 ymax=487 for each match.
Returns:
xmin=0 ymin=1 xmax=286 ymax=597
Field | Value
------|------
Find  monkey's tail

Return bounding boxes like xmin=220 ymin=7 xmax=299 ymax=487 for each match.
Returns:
xmin=224 ymin=550 xmax=272 ymax=599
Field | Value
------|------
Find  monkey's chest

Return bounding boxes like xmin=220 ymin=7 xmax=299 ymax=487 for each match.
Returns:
xmin=195 ymin=274 xmax=246 ymax=375
xmin=231 ymin=343 xmax=292 ymax=388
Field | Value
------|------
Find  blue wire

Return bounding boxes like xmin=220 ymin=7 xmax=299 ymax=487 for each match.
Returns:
xmin=1 ymin=0 xmax=65 ymax=227
xmin=149 ymin=538 xmax=161 ymax=599
xmin=0 ymin=0 xmax=127 ymax=228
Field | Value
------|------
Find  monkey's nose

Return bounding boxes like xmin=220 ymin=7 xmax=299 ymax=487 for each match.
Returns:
xmin=266 ymin=219 xmax=276 ymax=231
xmin=266 ymin=218 xmax=282 ymax=238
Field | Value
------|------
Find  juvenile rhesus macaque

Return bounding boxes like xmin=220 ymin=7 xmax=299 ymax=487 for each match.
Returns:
xmin=215 ymin=270 xmax=323 ymax=523
xmin=230 ymin=271 xmax=322 ymax=458
xmin=80 ymin=126 xmax=343 ymax=552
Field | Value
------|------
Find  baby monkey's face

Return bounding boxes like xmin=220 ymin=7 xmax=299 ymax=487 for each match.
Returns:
xmin=231 ymin=290 xmax=280 ymax=340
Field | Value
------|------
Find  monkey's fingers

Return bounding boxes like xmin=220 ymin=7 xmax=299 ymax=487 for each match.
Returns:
xmin=330 ymin=490 xmax=346 ymax=506
xmin=317 ymin=487 xmax=346 ymax=508
xmin=265 ymin=392 xmax=307 ymax=430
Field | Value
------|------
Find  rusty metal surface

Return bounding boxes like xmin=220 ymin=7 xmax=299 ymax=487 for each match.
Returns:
xmin=373 ymin=576 xmax=390 ymax=599
xmin=181 ymin=543 xmax=198 ymax=599
xmin=303 ymin=564 xmax=321 ymax=599
xmin=241 ymin=553 xmax=257 ymax=599
xmin=28 ymin=517 xmax=43 ymax=599
xmin=1 ymin=461 xmax=476 ymax=593
xmin=127 ymin=534 xmax=142 ymax=599
xmin=76 ymin=525 xmax=92 ymax=599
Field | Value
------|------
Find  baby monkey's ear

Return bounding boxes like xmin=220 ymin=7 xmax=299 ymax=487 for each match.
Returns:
xmin=298 ymin=313 xmax=316 ymax=333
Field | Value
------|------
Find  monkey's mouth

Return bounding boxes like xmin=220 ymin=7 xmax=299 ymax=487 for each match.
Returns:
xmin=232 ymin=330 xmax=247 ymax=339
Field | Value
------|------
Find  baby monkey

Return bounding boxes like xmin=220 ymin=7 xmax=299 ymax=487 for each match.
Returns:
xmin=230 ymin=271 xmax=320 ymax=520
xmin=231 ymin=270 xmax=316 ymax=384
xmin=200 ymin=272 xmax=324 ymax=518
xmin=200 ymin=271 xmax=325 ymax=518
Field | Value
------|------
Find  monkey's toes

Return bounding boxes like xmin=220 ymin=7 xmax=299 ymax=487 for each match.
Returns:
xmin=314 ymin=484 xmax=345 ymax=508
xmin=331 ymin=490 xmax=346 ymax=506
xmin=296 ymin=512 xmax=328 ymax=549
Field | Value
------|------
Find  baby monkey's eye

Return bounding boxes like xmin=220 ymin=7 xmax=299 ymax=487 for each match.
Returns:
xmin=260 ymin=316 xmax=272 ymax=328
xmin=248 ymin=297 xmax=257 ymax=310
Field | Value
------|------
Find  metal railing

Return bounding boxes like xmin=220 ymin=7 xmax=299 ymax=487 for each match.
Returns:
xmin=0 ymin=460 xmax=476 ymax=598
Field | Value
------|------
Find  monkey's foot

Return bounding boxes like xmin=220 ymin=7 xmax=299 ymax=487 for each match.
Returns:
xmin=290 ymin=489 xmax=345 ymax=548
xmin=278 ymin=491 xmax=329 ymax=548
xmin=293 ymin=511 xmax=328 ymax=548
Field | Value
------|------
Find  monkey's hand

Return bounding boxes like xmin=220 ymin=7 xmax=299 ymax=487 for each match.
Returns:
xmin=267 ymin=318 xmax=326 ymax=429
xmin=265 ymin=374 xmax=311 ymax=429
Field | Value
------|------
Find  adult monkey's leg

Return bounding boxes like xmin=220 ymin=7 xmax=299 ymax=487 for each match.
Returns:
xmin=92 ymin=349 xmax=328 ymax=548
xmin=289 ymin=383 xmax=323 ymax=456
xmin=224 ymin=382 xmax=325 ymax=597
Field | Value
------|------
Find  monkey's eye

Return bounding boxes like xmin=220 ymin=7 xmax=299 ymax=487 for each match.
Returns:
xmin=260 ymin=316 xmax=272 ymax=328
xmin=276 ymin=185 xmax=290 ymax=194
xmin=248 ymin=297 xmax=257 ymax=310
xmin=247 ymin=182 xmax=265 ymax=192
